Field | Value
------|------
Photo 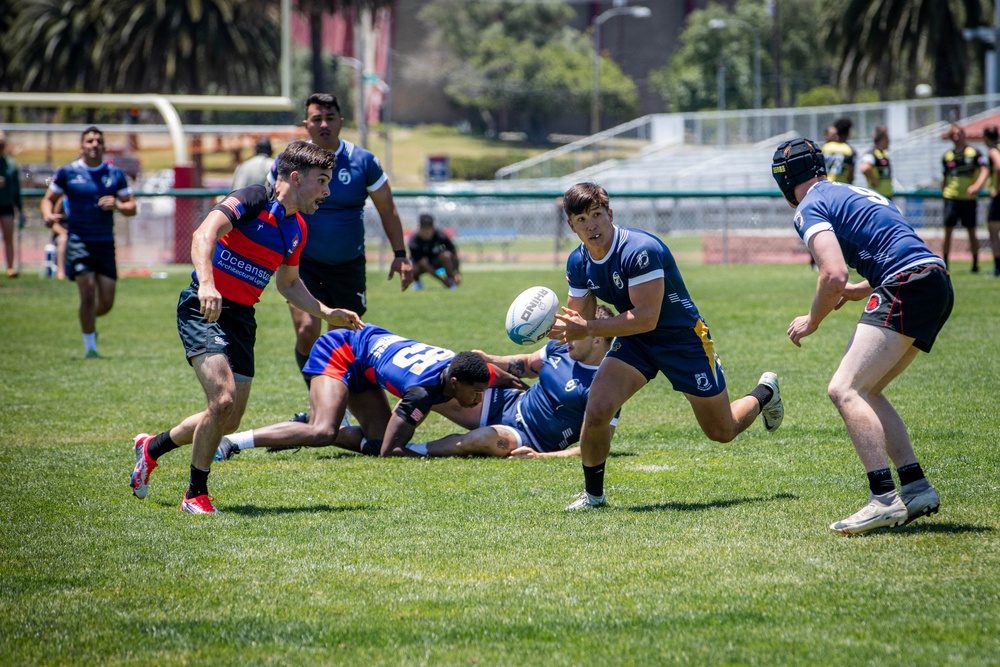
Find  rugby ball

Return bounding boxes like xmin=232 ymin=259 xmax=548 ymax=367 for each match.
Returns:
xmin=505 ymin=286 xmax=559 ymax=345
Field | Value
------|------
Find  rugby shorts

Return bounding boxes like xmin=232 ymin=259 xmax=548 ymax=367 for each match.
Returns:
xmin=176 ymin=281 xmax=257 ymax=380
xmin=860 ymin=263 xmax=953 ymax=352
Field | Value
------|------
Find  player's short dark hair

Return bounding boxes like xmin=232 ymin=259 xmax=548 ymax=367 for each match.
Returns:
xmin=449 ymin=351 xmax=490 ymax=385
xmin=81 ymin=126 xmax=103 ymax=142
xmin=595 ymin=304 xmax=613 ymax=320
xmin=563 ymin=182 xmax=610 ymax=218
xmin=255 ymin=137 xmax=273 ymax=156
xmin=419 ymin=213 xmax=434 ymax=227
xmin=872 ymin=126 xmax=888 ymax=144
xmin=276 ymin=140 xmax=335 ymax=179
xmin=985 ymin=126 xmax=999 ymax=144
xmin=305 ymin=93 xmax=341 ymax=115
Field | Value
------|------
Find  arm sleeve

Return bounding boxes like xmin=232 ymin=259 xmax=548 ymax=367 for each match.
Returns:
xmin=394 ymin=385 xmax=435 ymax=426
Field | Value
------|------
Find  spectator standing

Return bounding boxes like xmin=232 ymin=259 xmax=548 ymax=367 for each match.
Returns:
xmin=859 ymin=126 xmax=893 ymax=198
xmin=268 ymin=93 xmax=412 ymax=387
xmin=231 ymin=137 xmax=274 ymax=190
xmin=941 ymin=123 xmax=989 ymax=272
xmin=40 ymin=127 xmax=136 ymax=358
xmin=821 ymin=119 xmax=856 ymax=185
xmin=982 ymin=126 xmax=1000 ymax=277
xmin=0 ymin=131 xmax=25 ymax=278
xmin=409 ymin=213 xmax=461 ymax=290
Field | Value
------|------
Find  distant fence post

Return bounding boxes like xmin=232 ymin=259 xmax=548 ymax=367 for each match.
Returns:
xmin=173 ymin=165 xmax=196 ymax=264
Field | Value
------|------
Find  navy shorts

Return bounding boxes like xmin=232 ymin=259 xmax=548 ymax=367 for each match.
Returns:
xmin=298 ymin=254 xmax=367 ymax=316
xmin=481 ymin=387 xmax=531 ymax=448
xmin=860 ymin=263 xmax=953 ymax=352
xmin=65 ymin=238 xmax=117 ymax=280
xmin=607 ymin=319 xmax=727 ymax=397
xmin=988 ymin=196 xmax=1000 ymax=222
xmin=176 ymin=282 xmax=257 ymax=380
xmin=943 ymin=198 xmax=977 ymax=229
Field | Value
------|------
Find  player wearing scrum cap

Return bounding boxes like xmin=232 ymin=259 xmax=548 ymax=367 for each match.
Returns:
xmin=773 ymin=138 xmax=952 ymax=535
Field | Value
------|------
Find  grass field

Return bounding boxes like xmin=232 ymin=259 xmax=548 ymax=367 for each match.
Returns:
xmin=2 ymin=259 xmax=998 ymax=666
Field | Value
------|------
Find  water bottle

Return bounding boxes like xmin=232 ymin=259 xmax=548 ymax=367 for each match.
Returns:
xmin=40 ymin=243 xmax=57 ymax=278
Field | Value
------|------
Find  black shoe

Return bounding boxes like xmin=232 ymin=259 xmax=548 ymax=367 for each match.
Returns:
xmin=972 ymin=264 xmax=980 ymax=273
xmin=289 ymin=411 xmax=309 ymax=424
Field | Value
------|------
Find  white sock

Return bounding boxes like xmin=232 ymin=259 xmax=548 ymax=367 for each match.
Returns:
xmin=227 ymin=430 xmax=256 ymax=450
xmin=83 ymin=332 xmax=97 ymax=353
xmin=407 ymin=442 xmax=429 ymax=456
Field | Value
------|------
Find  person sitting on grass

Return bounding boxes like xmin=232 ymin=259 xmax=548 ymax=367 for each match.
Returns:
xmin=409 ymin=213 xmax=460 ymax=290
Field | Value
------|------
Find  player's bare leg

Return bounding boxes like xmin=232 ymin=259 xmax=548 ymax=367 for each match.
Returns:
xmin=419 ymin=425 xmax=520 ymax=457
xmin=686 ymin=391 xmax=761 ymax=443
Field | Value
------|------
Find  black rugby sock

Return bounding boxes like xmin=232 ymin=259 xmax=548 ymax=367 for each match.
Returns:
xmin=867 ymin=468 xmax=895 ymax=496
xmin=897 ymin=462 xmax=926 ymax=487
xmin=583 ymin=462 xmax=606 ymax=499
xmin=147 ymin=431 xmax=179 ymax=460
xmin=187 ymin=465 xmax=210 ymax=499
xmin=746 ymin=384 xmax=774 ymax=411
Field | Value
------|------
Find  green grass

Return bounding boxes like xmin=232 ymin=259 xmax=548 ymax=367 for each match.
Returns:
xmin=2 ymin=260 xmax=999 ymax=666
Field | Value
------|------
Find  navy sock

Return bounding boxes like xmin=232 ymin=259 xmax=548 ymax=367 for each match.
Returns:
xmin=583 ymin=462 xmax=605 ymax=498
xmin=187 ymin=465 xmax=210 ymax=499
xmin=897 ymin=462 xmax=925 ymax=487
xmin=295 ymin=348 xmax=312 ymax=389
xmin=867 ymin=467 xmax=895 ymax=495
xmin=147 ymin=431 xmax=178 ymax=460
xmin=745 ymin=384 xmax=774 ymax=410
xmin=360 ymin=439 xmax=383 ymax=456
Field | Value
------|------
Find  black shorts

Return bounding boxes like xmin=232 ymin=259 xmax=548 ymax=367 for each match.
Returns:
xmin=0 ymin=204 xmax=14 ymax=217
xmin=66 ymin=238 xmax=117 ymax=280
xmin=942 ymin=198 xmax=977 ymax=229
xmin=176 ymin=281 xmax=257 ymax=380
xmin=859 ymin=263 xmax=953 ymax=353
xmin=988 ymin=196 xmax=1000 ymax=222
xmin=297 ymin=254 xmax=367 ymax=316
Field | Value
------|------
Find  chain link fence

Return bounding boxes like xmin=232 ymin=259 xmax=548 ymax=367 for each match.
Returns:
xmin=14 ymin=190 xmax=974 ymax=276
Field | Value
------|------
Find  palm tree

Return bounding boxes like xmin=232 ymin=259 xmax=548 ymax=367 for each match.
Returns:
xmin=4 ymin=0 xmax=279 ymax=96
xmin=827 ymin=0 xmax=986 ymax=99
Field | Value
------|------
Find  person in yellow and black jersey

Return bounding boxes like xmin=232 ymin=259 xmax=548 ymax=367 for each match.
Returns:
xmin=822 ymin=118 xmax=856 ymax=184
xmin=981 ymin=126 xmax=1000 ymax=277
xmin=860 ymin=126 xmax=893 ymax=199
xmin=941 ymin=123 xmax=989 ymax=272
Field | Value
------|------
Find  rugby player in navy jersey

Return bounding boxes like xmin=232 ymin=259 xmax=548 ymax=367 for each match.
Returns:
xmin=268 ymin=93 xmax=412 ymax=390
xmin=773 ymin=138 xmax=951 ymax=535
xmin=211 ymin=324 xmax=525 ymax=461
xmin=40 ymin=127 xmax=136 ymax=358
xmin=406 ymin=305 xmax=616 ymax=458
xmin=129 ymin=141 xmax=363 ymax=514
xmin=548 ymin=182 xmax=785 ymax=511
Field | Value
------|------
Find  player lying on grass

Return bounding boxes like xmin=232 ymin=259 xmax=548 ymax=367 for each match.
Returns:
xmin=773 ymin=138 xmax=949 ymax=535
xmin=215 ymin=309 xmax=613 ymax=461
xmin=407 ymin=305 xmax=616 ymax=458
xmin=211 ymin=324 xmax=524 ymax=461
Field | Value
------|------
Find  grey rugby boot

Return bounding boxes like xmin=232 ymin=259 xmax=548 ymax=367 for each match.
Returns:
xmin=830 ymin=491 xmax=908 ymax=535
xmin=900 ymin=479 xmax=940 ymax=525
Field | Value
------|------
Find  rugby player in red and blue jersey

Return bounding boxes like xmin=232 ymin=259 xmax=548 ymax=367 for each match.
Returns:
xmin=549 ymin=183 xmax=785 ymax=511
xmin=774 ymin=138 xmax=951 ymax=535
xmin=129 ymin=141 xmax=363 ymax=514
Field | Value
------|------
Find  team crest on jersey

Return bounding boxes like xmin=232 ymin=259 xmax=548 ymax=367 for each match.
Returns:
xmin=338 ymin=168 xmax=351 ymax=185
xmin=636 ymin=250 xmax=649 ymax=269
xmin=794 ymin=212 xmax=804 ymax=231
xmin=564 ymin=379 xmax=580 ymax=392
xmin=611 ymin=341 xmax=621 ymax=352
xmin=694 ymin=373 xmax=712 ymax=392
xmin=612 ymin=272 xmax=623 ymax=289
xmin=102 ymin=174 xmax=114 ymax=188
xmin=864 ymin=293 xmax=882 ymax=313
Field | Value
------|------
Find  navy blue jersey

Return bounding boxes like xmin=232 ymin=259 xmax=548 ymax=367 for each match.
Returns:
xmin=49 ymin=160 xmax=131 ymax=242
xmin=794 ymin=180 xmax=941 ymax=286
xmin=268 ymin=139 xmax=386 ymax=265
xmin=509 ymin=342 xmax=612 ymax=452
xmin=566 ymin=225 xmax=702 ymax=338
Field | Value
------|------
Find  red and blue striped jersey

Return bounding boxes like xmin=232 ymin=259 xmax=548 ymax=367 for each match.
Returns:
xmin=201 ymin=185 xmax=307 ymax=305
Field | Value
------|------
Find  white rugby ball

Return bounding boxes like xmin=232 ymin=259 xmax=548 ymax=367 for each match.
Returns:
xmin=506 ymin=286 xmax=559 ymax=345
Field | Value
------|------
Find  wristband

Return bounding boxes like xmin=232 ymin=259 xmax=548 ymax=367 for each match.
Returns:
xmin=394 ymin=249 xmax=407 ymax=259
